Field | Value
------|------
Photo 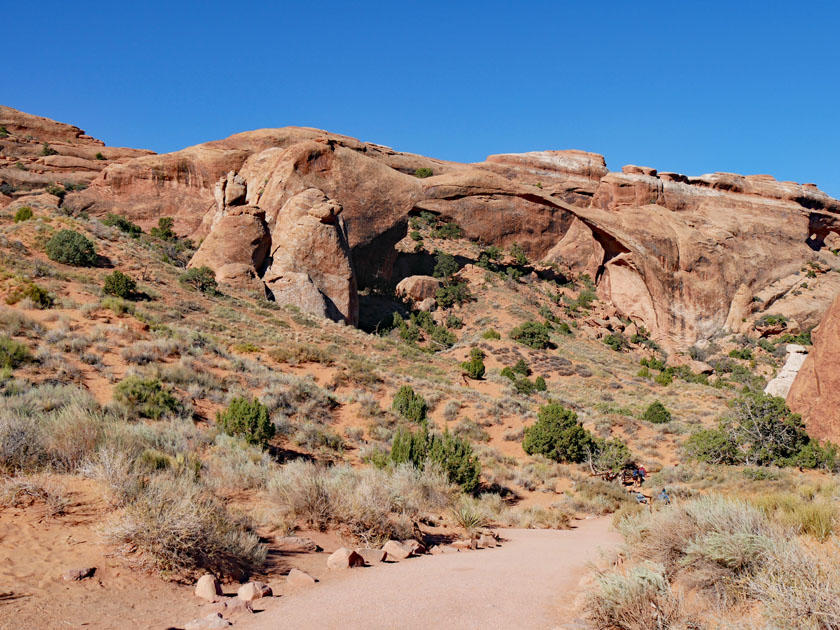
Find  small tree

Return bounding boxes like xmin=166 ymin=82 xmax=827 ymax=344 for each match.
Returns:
xmin=534 ymin=375 xmax=547 ymax=391
xmin=150 ymin=217 xmax=176 ymax=241
xmin=642 ymin=401 xmax=672 ymax=424
xmin=512 ymin=359 xmax=530 ymax=375
xmin=46 ymin=230 xmax=97 ymax=266
xmin=391 ymin=425 xmax=481 ymax=494
xmin=103 ymin=213 xmax=142 ymax=237
xmin=103 ymin=270 xmax=137 ymax=299
xmin=461 ymin=347 xmax=486 ymax=380
xmin=180 ymin=266 xmax=219 ymax=295
xmin=217 ymin=397 xmax=274 ymax=448
xmin=391 ymin=385 xmax=428 ymax=422
xmin=433 ymin=251 xmax=458 ymax=279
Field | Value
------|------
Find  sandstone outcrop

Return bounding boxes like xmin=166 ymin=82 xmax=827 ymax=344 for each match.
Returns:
xmin=36 ymin=106 xmax=838 ymax=348
xmin=788 ymin=293 xmax=840 ymax=441
xmin=765 ymin=345 xmax=808 ymax=398
xmin=395 ymin=275 xmax=439 ymax=302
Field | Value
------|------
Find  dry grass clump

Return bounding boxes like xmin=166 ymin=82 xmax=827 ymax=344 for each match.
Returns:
xmin=106 ymin=473 xmax=265 ymax=580
xmin=587 ymin=563 xmax=683 ymax=630
xmin=0 ymin=474 xmax=70 ymax=516
xmin=266 ymin=460 xmax=456 ymax=544
xmin=752 ymin=488 xmax=838 ymax=541
xmin=203 ymin=434 xmax=273 ymax=492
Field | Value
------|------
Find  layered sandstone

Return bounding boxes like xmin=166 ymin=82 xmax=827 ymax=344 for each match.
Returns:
xmin=788 ymin=293 xmax=840 ymax=441
xmin=39 ymin=108 xmax=839 ymax=346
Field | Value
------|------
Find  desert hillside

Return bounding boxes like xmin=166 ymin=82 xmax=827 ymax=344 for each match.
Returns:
xmin=1 ymin=106 xmax=839 ymax=630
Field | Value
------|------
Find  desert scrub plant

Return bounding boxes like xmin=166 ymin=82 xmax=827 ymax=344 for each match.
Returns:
xmin=509 ymin=321 xmax=552 ymax=349
xmin=216 ymin=396 xmax=274 ymax=449
xmin=103 ymin=270 xmax=138 ymax=299
xmin=179 ymin=266 xmax=219 ymax=295
xmin=5 ymin=282 xmax=53 ymax=309
xmin=522 ymin=402 xmax=594 ymax=463
xmin=586 ymin=563 xmax=682 ymax=630
xmin=450 ymin=495 xmax=489 ymax=534
xmin=391 ymin=385 xmax=428 ymax=422
xmin=13 ymin=206 xmax=33 ymax=222
xmin=102 ymin=213 xmax=142 ymax=237
xmin=482 ymin=328 xmax=501 ymax=340
xmin=642 ymin=400 xmax=671 ymax=424
xmin=106 ymin=473 xmax=265 ymax=579
xmin=602 ymin=333 xmax=629 ymax=352
xmin=461 ymin=347 xmax=486 ymax=380
xmin=0 ymin=335 xmax=31 ymax=368
xmin=414 ymin=167 xmax=434 ymax=178
xmin=113 ymin=376 xmax=179 ymax=419
xmin=390 ymin=425 xmax=481 ymax=494
xmin=46 ymin=229 xmax=97 ymax=266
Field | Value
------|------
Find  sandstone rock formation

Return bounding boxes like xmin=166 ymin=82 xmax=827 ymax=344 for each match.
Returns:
xmin=34 ymin=107 xmax=837 ymax=348
xmin=765 ymin=345 xmax=809 ymax=398
xmin=788 ymin=294 xmax=840 ymax=441
xmin=237 ymin=581 xmax=272 ymax=601
xmin=395 ymin=275 xmax=439 ymax=302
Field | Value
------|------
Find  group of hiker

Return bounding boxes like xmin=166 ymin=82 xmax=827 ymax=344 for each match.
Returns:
xmin=594 ymin=462 xmax=671 ymax=507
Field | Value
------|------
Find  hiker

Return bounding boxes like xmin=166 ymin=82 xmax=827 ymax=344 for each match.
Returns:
xmin=634 ymin=491 xmax=647 ymax=504
xmin=637 ymin=465 xmax=647 ymax=485
xmin=657 ymin=488 xmax=671 ymax=505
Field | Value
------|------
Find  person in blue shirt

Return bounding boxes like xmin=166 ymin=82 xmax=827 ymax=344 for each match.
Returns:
xmin=657 ymin=488 xmax=671 ymax=505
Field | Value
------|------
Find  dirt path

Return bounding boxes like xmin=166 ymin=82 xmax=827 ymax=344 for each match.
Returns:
xmin=243 ymin=517 xmax=619 ymax=630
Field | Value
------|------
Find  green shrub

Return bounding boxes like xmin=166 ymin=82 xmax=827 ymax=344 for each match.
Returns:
xmin=95 ymin=152 xmax=106 ymax=160
xmin=500 ymin=366 xmax=516 ymax=380
xmin=414 ymin=167 xmax=434 ymax=178
xmin=654 ymin=371 xmax=673 ymax=386
xmin=391 ymin=385 xmax=427 ymax=422
xmin=642 ymin=400 xmax=672 ymax=424
xmin=390 ymin=425 xmax=480 ymax=493
xmin=522 ymin=402 xmax=595 ymax=463
xmin=482 ymin=329 xmax=501 ymax=340
xmin=510 ymin=243 xmax=528 ymax=266
xmin=41 ymin=142 xmax=58 ymax=156
xmin=179 ymin=266 xmax=219 ymax=295
xmin=513 ymin=377 xmax=536 ymax=395
xmin=103 ymin=270 xmax=137 ymax=299
xmin=103 ymin=213 xmax=142 ymax=237
xmin=0 ymin=126 xmax=8 ymax=138
xmin=6 ymin=282 xmax=53 ymax=309
xmin=46 ymin=230 xmax=97 ymax=266
xmin=461 ymin=347 xmax=486 ymax=380
xmin=445 ymin=315 xmax=463 ymax=329
xmin=113 ymin=376 xmax=179 ymax=419
xmin=13 ymin=206 xmax=33 ymax=223
xmin=534 ymin=375 xmax=547 ymax=391
xmin=409 ymin=230 xmax=423 ymax=242
xmin=217 ymin=397 xmax=275 ymax=448
xmin=640 ymin=357 xmax=666 ymax=371
xmin=729 ymin=348 xmax=754 ymax=360
xmin=149 ymin=217 xmax=176 ymax=241
xmin=512 ymin=359 xmax=531 ymax=375
xmin=0 ymin=336 xmax=31 ymax=368
xmin=603 ymin=333 xmax=628 ymax=352
xmin=510 ymin=321 xmax=552 ymax=349
xmin=431 ymin=222 xmax=463 ymax=239
xmin=435 ymin=281 xmax=472 ymax=308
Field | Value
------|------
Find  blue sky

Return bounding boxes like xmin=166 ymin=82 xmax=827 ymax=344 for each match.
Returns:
xmin=5 ymin=1 xmax=839 ymax=196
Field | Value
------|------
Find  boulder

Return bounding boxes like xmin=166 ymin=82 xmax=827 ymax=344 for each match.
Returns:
xmin=416 ymin=297 xmax=436 ymax=312
xmin=478 ymin=534 xmax=497 ymax=548
xmin=237 ymin=581 xmax=272 ymax=601
xmin=286 ymin=568 xmax=317 ymax=587
xmin=62 ymin=567 xmax=95 ymax=581
xmin=194 ymin=574 xmax=223 ymax=602
xmin=382 ymin=540 xmax=413 ymax=561
xmin=395 ymin=275 xmax=439 ymax=302
xmin=401 ymin=539 xmax=426 ymax=555
xmin=355 ymin=548 xmax=388 ymax=564
xmin=184 ymin=613 xmax=231 ymax=630
xmin=327 ymin=547 xmax=365 ymax=569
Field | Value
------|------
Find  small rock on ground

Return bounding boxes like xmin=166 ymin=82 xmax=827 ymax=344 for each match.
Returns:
xmin=237 ymin=581 xmax=272 ymax=601
xmin=327 ymin=547 xmax=365 ymax=569
xmin=355 ymin=548 xmax=387 ymax=564
xmin=62 ymin=567 xmax=95 ymax=581
xmin=195 ymin=574 xmax=223 ymax=602
xmin=287 ymin=568 xmax=317 ymax=587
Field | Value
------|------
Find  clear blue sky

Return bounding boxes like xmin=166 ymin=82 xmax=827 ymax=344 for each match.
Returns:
xmin=6 ymin=1 xmax=839 ymax=196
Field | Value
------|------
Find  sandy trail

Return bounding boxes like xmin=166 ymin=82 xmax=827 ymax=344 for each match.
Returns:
xmin=244 ymin=517 xmax=619 ymax=630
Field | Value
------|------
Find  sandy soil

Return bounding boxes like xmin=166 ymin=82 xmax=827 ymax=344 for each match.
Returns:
xmin=240 ymin=517 xmax=619 ymax=630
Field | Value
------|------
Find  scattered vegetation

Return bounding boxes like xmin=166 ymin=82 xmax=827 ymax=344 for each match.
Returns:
xmin=46 ymin=230 xmax=97 ymax=266
xmin=216 ymin=397 xmax=275 ymax=449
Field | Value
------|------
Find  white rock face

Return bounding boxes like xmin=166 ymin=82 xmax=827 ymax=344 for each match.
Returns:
xmin=765 ymin=344 xmax=808 ymax=398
